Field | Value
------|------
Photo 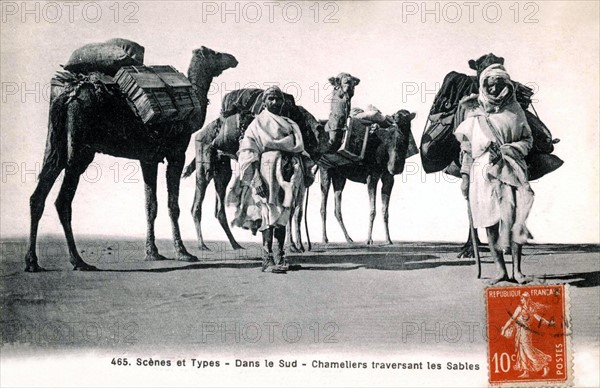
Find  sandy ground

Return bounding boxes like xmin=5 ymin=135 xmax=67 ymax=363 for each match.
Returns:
xmin=1 ymin=236 xmax=598 ymax=386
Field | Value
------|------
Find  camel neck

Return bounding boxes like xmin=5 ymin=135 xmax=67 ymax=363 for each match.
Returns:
xmin=330 ymin=93 xmax=350 ymax=116
xmin=188 ymin=63 xmax=212 ymax=106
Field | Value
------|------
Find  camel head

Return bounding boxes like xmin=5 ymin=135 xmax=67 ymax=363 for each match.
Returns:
xmin=188 ymin=46 xmax=238 ymax=84
xmin=328 ymin=72 xmax=360 ymax=99
xmin=382 ymin=109 xmax=416 ymax=175
xmin=469 ymin=53 xmax=504 ymax=81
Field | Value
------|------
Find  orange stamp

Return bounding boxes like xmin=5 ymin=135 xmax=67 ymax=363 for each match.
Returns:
xmin=486 ymin=284 xmax=572 ymax=386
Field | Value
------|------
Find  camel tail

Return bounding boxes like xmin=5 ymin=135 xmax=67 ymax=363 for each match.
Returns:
xmin=182 ymin=158 xmax=196 ymax=179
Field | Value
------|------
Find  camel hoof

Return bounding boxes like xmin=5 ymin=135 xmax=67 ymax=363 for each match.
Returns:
xmin=145 ymin=253 xmax=169 ymax=261
xmin=176 ymin=253 xmax=199 ymax=262
xmin=24 ymin=263 xmax=46 ymax=273
xmin=346 ymin=237 xmax=354 ymax=243
xmin=322 ymin=237 xmax=329 ymax=244
xmin=198 ymin=244 xmax=211 ymax=251
xmin=298 ymin=245 xmax=305 ymax=253
xmin=231 ymin=243 xmax=244 ymax=250
xmin=385 ymin=240 xmax=394 ymax=245
xmin=73 ymin=262 xmax=98 ymax=271
xmin=288 ymin=245 xmax=301 ymax=254
xmin=457 ymin=245 xmax=475 ymax=259
xmin=366 ymin=240 xmax=373 ymax=246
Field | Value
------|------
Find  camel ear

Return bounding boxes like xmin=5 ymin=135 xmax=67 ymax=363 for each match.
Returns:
xmin=352 ymin=76 xmax=360 ymax=86
xmin=328 ymin=76 xmax=338 ymax=87
xmin=468 ymin=59 xmax=477 ymax=70
xmin=196 ymin=46 xmax=213 ymax=56
xmin=409 ymin=112 xmax=416 ymax=120
xmin=498 ymin=56 xmax=505 ymax=65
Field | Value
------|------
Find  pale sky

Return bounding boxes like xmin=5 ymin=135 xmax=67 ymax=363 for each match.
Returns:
xmin=1 ymin=1 xmax=598 ymax=244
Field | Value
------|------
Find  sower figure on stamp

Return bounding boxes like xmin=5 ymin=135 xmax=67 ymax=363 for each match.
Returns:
xmin=500 ymin=292 xmax=554 ymax=378
xmin=229 ymin=86 xmax=312 ymax=273
xmin=455 ymin=64 xmax=535 ymax=285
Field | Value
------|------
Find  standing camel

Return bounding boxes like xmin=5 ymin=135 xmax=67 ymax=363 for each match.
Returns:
xmin=182 ymin=90 xmax=324 ymax=251
xmin=319 ymin=110 xmax=416 ymax=245
xmin=25 ymin=46 xmax=238 ymax=272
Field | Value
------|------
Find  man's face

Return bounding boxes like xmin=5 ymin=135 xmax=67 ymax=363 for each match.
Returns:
xmin=486 ymin=77 xmax=506 ymax=97
xmin=264 ymin=93 xmax=284 ymax=114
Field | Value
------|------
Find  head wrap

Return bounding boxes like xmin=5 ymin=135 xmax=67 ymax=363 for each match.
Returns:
xmin=478 ymin=64 xmax=515 ymax=113
xmin=263 ymin=85 xmax=284 ymax=102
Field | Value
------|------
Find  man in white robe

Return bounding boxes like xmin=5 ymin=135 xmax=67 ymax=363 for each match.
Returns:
xmin=231 ymin=86 xmax=309 ymax=273
xmin=455 ymin=64 xmax=535 ymax=284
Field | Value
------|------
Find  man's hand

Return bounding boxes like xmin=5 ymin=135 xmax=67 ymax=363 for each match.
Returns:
xmin=489 ymin=142 xmax=502 ymax=164
xmin=461 ymin=174 xmax=469 ymax=200
xmin=253 ymin=178 xmax=267 ymax=198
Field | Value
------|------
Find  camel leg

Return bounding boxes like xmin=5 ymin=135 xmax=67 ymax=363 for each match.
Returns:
xmin=320 ymin=168 xmax=332 ymax=243
xmin=332 ymin=173 xmax=353 ymax=243
xmin=286 ymin=213 xmax=300 ymax=253
xmin=294 ymin=187 xmax=305 ymax=252
xmin=191 ymin=164 xmax=212 ymax=251
xmin=141 ymin=162 xmax=167 ymax=261
xmin=458 ymin=227 xmax=485 ymax=258
xmin=213 ymin=157 xmax=243 ymax=250
xmin=191 ymin=140 xmax=214 ymax=251
xmin=286 ymin=216 xmax=294 ymax=251
xmin=287 ymin=188 xmax=304 ymax=253
xmin=366 ymin=173 xmax=379 ymax=245
xmin=55 ymin=151 xmax=97 ymax=271
xmin=25 ymin=156 xmax=66 ymax=272
xmin=381 ymin=172 xmax=395 ymax=245
xmin=166 ymin=154 xmax=198 ymax=262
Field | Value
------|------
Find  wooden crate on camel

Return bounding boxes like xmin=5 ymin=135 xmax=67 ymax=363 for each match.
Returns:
xmin=114 ymin=65 xmax=202 ymax=125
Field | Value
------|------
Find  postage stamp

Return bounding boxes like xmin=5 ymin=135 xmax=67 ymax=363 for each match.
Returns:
xmin=486 ymin=284 xmax=572 ymax=386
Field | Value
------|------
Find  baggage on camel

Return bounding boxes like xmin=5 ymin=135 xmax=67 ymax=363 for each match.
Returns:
xmin=114 ymin=65 xmax=202 ymax=125
xmin=220 ymin=88 xmax=298 ymax=118
xmin=50 ymin=64 xmax=202 ymax=141
xmin=320 ymin=106 xmax=419 ymax=169
xmin=419 ymin=68 xmax=562 ymax=180
xmin=61 ymin=38 xmax=198 ymax=127
xmin=63 ymin=38 xmax=145 ymax=76
xmin=211 ymin=88 xmax=305 ymax=155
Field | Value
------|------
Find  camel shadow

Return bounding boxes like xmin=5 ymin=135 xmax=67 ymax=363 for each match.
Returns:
xmin=97 ymin=260 xmax=363 ymax=273
xmin=287 ymin=248 xmax=476 ymax=271
xmin=535 ymin=271 xmax=600 ymax=288
xmin=522 ymin=244 xmax=600 ymax=257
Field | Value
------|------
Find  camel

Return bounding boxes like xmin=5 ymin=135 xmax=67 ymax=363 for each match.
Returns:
xmin=318 ymin=110 xmax=416 ymax=245
xmin=24 ymin=46 xmax=238 ymax=272
xmin=181 ymin=90 xmax=325 ymax=251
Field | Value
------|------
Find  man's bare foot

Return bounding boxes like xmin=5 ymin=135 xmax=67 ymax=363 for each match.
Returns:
xmin=518 ymin=370 xmax=529 ymax=378
xmin=487 ymin=273 xmax=510 ymax=285
xmin=514 ymin=272 xmax=533 ymax=284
